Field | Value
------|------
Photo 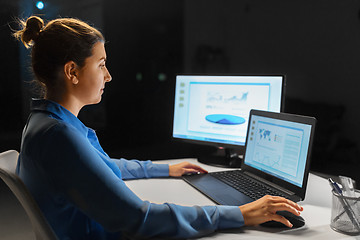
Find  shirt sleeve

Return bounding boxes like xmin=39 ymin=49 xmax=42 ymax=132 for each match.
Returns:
xmin=40 ymin=123 xmax=245 ymax=238
xmin=111 ymin=158 xmax=169 ymax=179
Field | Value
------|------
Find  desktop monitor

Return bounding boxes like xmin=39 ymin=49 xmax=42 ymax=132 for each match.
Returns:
xmin=172 ymin=75 xmax=285 ymax=167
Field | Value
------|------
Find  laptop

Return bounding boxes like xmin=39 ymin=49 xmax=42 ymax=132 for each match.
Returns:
xmin=183 ymin=109 xmax=316 ymax=206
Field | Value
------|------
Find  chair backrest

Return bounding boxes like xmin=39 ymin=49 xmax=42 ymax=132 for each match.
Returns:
xmin=0 ymin=150 xmax=58 ymax=240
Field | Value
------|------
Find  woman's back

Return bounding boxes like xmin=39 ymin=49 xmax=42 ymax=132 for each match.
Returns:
xmin=18 ymin=99 xmax=123 ymax=239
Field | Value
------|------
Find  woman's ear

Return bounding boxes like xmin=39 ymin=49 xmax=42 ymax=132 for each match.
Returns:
xmin=64 ymin=61 xmax=79 ymax=84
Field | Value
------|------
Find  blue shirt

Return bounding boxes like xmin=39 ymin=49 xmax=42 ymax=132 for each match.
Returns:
xmin=17 ymin=99 xmax=244 ymax=239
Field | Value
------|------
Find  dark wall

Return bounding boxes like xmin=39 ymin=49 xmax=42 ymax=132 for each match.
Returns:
xmin=181 ymin=0 xmax=360 ymax=181
xmin=100 ymin=0 xmax=184 ymax=154
xmin=184 ymin=1 xmax=360 ymax=131
xmin=0 ymin=1 xmax=23 ymax=151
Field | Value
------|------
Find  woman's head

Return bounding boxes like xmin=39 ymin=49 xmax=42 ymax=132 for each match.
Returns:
xmin=13 ymin=16 xmax=105 ymax=97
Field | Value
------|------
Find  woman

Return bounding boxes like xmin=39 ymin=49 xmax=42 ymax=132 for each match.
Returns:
xmin=14 ymin=16 xmax=303 ymax=239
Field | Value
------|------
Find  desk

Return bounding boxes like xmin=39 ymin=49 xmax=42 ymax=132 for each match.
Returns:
xmin=125 ymin=158 xmax=359 ymax=239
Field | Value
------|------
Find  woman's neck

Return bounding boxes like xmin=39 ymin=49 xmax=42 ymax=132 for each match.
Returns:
xmin=46 ymin=93 xmax=83 ymax=117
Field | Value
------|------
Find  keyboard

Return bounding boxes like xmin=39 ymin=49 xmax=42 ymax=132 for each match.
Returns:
xmin=210 ymin=170 xmax=287 ymax=200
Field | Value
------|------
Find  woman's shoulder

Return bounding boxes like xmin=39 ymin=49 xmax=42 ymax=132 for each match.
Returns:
xmin=26 ymin=111 xmax=82 ymax=140
xmin=21 ymin=112 xmax=85 ymax=162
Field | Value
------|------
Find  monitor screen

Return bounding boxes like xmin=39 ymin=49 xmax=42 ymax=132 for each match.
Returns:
xmin=172 ymin=75 xmax=285 ymax=149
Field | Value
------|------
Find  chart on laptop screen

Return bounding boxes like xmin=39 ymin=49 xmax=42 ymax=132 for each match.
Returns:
xmin=245 ymin=115 xmax=312 ymax=187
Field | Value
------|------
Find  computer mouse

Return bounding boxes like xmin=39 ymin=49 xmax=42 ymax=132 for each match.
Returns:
xmin=260 ymin=211 xmax=305 ymax=228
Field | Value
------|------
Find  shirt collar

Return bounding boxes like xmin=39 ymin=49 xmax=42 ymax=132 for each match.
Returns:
xmin=31 ymin=99 xmax=89 ymax=136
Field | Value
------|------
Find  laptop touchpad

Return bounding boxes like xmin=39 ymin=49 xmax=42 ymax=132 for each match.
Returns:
xmin=184 ymin=174 xmax=253 ymax=206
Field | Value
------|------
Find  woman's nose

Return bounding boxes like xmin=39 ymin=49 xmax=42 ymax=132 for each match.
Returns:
xmin=105 ymin=67 xmax=112 ymax=82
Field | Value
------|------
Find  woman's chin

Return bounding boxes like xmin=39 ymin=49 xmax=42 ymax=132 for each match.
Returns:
xmin=87 ymin=97 xmax=102 ymax=106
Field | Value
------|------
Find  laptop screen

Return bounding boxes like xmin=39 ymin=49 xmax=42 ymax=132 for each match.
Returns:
xmin=244 ymin=112 xmax=313 ymax=188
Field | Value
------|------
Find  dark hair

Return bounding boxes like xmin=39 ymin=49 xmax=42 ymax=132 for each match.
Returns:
xmin=13 ymin=16 xmax=104 ymax=96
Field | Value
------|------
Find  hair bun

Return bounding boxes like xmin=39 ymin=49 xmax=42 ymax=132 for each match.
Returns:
xmin=22 ymin=16 xmax=44 ymax=44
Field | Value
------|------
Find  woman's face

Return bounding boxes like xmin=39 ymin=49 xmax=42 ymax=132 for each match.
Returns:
xmin=74 ymin=41 xmax=112 ymax=106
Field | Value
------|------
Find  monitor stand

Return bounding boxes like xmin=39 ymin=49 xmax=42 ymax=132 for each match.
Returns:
xmin=197 ymin=147 xmax=243 ymax=168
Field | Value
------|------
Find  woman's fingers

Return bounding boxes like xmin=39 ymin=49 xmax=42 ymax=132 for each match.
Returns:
xmin=269 ymin=213 xmax=293 ymax=228
xmin=183 ymin=163 xmax=208 ymax=173
xmin=169 ymin=162 xmax=208 ymax=177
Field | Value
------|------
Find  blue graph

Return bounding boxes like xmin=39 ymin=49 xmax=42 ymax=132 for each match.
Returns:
xmin=205 ymin=114 xmax=245 ymax=125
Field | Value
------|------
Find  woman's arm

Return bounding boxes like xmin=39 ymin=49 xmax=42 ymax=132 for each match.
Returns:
xmin=112 ymin=159 xmax=208 ymax=179
xmin=112 ymin=158 xmax=169 ymax=179
xmin=40 ymin=124 xmax=244 ymax=238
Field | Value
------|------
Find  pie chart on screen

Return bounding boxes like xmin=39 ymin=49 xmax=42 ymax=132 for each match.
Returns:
xmin=205 ymin=114 xmax=246 ymax=125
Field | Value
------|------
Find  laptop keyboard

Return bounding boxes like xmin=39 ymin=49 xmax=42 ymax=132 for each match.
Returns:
xmin=210 ymin=170 xmax=288 ymax=200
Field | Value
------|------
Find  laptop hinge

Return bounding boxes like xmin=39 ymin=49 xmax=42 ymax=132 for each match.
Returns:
xmin=244 ymin=171 xmax=295 ymax=196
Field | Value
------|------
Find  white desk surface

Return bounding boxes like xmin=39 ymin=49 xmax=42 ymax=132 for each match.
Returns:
xmin=125 ymin=158 xmax=359 ymax=239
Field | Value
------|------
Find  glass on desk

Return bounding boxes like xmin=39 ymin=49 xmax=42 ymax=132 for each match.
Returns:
xmin=331 ymin=189 xmax=360 ymax=235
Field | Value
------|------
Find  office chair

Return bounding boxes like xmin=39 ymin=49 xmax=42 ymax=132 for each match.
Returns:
xmin=0 ymin=150 xmax=58 ymax=240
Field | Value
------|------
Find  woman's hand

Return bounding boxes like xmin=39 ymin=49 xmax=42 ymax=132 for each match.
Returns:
xmin=239 ymin=195 xmax=303 ymax=228
xmin=169 ymin=161 xmax=208 ymax=177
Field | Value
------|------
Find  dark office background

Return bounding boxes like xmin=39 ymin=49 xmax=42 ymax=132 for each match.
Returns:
xmin=1 ymin=0 xmax=360 ymax=183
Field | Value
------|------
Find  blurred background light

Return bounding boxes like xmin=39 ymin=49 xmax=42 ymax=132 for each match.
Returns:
xmin=36 ymin=1 xmax=44 ymax=10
